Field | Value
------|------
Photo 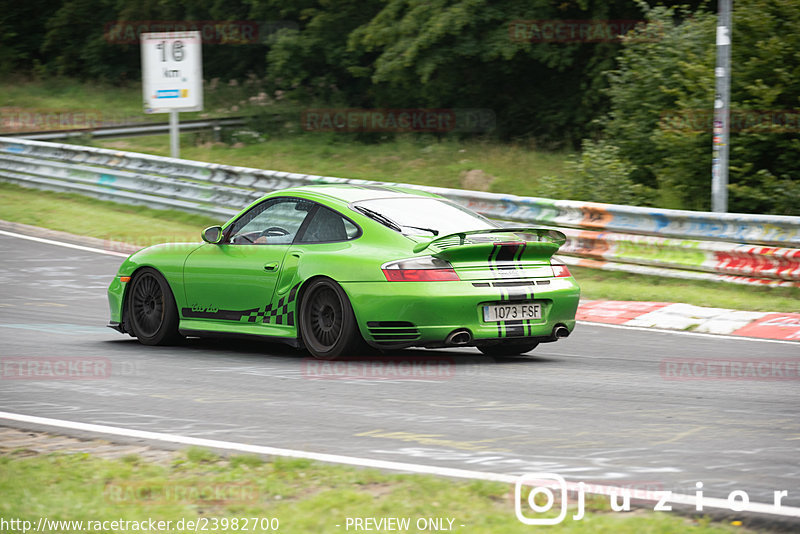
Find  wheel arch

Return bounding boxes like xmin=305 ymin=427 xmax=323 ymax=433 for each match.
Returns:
xmin=119 ymin=264 xmax=176 ymax=335
xmin=294 ymin=275 xmax=368 ymax=354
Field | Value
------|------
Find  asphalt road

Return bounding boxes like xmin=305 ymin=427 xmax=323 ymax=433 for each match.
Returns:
xmin=1 ymin=232 xmax=798 ymax=513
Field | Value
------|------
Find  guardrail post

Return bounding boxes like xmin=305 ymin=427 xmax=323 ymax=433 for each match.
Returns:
xmin=169 ymin=110 xmax=179 ymax=159
xmin=213 ymin=120 xmax=221 ymax=143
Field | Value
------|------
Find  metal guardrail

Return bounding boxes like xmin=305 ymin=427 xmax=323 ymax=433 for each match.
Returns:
xmin=0 ymin=117 xmax=246 ymax=141
xmin=0 ymin=136 xmax=798 ymax=287
xmin=556 ymin=228 xmax=800 ymax=286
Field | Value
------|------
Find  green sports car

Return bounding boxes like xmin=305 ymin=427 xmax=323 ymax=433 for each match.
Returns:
xmin=107 ymin=185 xmax=580 ymax=359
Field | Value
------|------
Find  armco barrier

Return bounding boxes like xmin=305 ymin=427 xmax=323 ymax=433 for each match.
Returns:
xmin=421 ymin=188 xmax=800 ymax=246
xmin=558 ymin=229 xmax=800 ymax=281
xmin=1 ymin=136 xmax=798 ymax=287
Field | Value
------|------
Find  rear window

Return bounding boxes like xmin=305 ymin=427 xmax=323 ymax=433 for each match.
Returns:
xmin=352 ymin=198 xmax=497 ymax=237
xmin=299 ymin=206 xmax=360 ymax=243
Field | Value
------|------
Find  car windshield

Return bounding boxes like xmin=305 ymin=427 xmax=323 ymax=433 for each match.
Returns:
xmin=352 ymin=198 xmax=497 ymax=236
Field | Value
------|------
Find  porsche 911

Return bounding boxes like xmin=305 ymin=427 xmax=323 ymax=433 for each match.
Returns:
xmin=107 ymin=185 xmax=580 ymax=359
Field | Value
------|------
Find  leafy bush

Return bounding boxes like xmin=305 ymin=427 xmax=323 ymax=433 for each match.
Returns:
xmin=600 ymin=1 xmax=800 ymax=214
xmin=539 ymin=140 xmax=653 ymax=205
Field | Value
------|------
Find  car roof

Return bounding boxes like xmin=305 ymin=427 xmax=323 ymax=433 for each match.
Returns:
xmin=273 ymin=184 xmax=441 ymax=205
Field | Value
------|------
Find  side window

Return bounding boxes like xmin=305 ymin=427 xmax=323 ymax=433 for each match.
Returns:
xmin=299 ymin=206 xmax=360 ymax=243
xmin=227 ymin=198 xmax=313 ymax=245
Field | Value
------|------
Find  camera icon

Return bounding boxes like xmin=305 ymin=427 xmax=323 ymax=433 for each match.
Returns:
xmin=514 ymin=472 xmax=568 ymax=525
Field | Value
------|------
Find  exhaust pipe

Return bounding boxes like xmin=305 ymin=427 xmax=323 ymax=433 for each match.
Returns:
xmin=553 ymin=325 xmax=570 ymax=339
xmin=445 ymin=329 xmax=472 ymax=346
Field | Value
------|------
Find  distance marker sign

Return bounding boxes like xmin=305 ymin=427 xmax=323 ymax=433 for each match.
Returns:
xmin=141 ymin=31 xmax=203 ymax=113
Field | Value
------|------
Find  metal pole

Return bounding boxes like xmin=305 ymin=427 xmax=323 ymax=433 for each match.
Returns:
xmin=169 ymin=110 xmax=179 ymax=158
xmin=712 ymin=0 xmax=732 ymax=212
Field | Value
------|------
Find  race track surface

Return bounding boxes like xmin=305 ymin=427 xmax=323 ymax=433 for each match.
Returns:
xmin=1 ymin=232 xmax=798 ymax=511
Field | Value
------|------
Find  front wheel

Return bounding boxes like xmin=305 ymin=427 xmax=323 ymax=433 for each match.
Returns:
xmin=478 ymin=341 xmax=538 ymax=356
xmin=299 ymin=278 xmax=363 ymax=360
xmin=127 ymin=267 xmax=182 ymax=346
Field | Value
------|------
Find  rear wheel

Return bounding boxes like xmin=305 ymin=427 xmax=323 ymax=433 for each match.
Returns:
xmin=127 ymin=267 xmax=182 ymax=345
xmin=299 ymin=278 xmax=363 ymax=360
xmin=478 ymin=341 xmax=538 ymax=356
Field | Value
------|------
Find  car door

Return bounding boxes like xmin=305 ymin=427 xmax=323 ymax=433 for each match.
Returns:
xmin=181 ymin=197 xmax=314 ymax=324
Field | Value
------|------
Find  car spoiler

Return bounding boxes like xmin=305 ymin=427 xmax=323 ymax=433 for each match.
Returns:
xmin=412 ymin=227 xmax=567 ymax=254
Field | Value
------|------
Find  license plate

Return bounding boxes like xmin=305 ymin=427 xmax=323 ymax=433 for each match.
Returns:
xmin=482 ymin=303 xmax=541 ymax=322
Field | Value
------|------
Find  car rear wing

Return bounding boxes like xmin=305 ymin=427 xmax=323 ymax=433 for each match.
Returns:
xmin=412 ymin=227 xmax=567 ymax=254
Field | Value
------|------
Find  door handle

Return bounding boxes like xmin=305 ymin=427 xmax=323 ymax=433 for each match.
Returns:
xmin=263 ymin=262 xmax=279 ymax=272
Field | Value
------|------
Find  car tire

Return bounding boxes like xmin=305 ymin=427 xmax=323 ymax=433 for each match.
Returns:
xmin=299 ymin=278 xmax=363 ymax=360
xmin=127 ymin=267 xmax=182 ymax=346
xmin=478 ymin=341 xmax=538 ymax=356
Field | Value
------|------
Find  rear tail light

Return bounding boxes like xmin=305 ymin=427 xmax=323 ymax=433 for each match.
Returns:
xmin=383 ymin=269 xmax=460 ymax=282
xmin=382 ymin=256 xmax=460 ymax=282
xmin=551 ymin=264 xmax=571 ymax=278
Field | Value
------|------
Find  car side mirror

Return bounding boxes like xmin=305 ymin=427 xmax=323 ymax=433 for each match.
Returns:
xmin=202 ymin=226 xmax=223 ymax=244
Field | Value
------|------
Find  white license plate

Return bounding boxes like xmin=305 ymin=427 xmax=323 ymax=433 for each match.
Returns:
xmin=482 ymin=303 xmax=541 ymax=322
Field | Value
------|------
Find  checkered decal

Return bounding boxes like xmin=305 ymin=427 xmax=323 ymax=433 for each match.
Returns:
xmin=183 ymin=283 xmax=303 ymax=326
xmin=246 ymin=283 xmax=301 ymax=326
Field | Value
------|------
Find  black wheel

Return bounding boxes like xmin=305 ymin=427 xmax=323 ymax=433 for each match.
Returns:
xmin=299 ymin=278 xmax=363 ymax=360
xmin=478 ymin=341 xmax=538 ymax=356
xmin=127 ymin=267 xmax=182 ymax=346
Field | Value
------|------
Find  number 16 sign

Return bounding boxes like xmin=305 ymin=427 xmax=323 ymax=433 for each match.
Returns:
xmin=141 ymin=31 xmax=203 ymax=113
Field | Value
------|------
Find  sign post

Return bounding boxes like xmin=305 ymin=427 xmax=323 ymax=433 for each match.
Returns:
xmin=712 ymin=0 xmax=731 ymax=213
xmin=141 ymin=31 xmax=203 ymax=159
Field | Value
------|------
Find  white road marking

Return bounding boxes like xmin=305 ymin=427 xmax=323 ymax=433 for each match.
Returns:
xmin=1 ymin=411 xmax=798 ymax=518
xmin=578 ymin=321 xmax=800 ymax=345
xmin=0 ymin=229 xmax=128 ymax=257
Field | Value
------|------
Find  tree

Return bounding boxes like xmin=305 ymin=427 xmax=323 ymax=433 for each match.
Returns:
xmin=346 ymin=0 xmax=647 ymax=143
xmin=600 ymin=1 xmax=800 ymax=214
xmin=39 ymin=0 xmax=271 ymax=81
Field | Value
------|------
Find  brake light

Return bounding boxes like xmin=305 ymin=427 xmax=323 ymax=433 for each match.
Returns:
xmin=382 ymin=256 xmax=461 ymax=282
xmin=551 ymin=264 xmax=571 ymax=278
xmin=383 ymin=268 xmax=460 ymax=281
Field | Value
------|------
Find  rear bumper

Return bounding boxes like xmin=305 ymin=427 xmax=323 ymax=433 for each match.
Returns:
xmin=342 ymin=278 xmax=580 ymax=348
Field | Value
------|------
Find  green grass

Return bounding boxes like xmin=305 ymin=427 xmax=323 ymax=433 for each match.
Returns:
xmin=0 ymin=447 xmax=763 ymax=534
xmin=91 ymin=133 xmax=572 ymax=198
xmin=0 ymin=77 xmax=146 ymax=125
xmin=1 ymin=181 xmax=797 ymax=312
